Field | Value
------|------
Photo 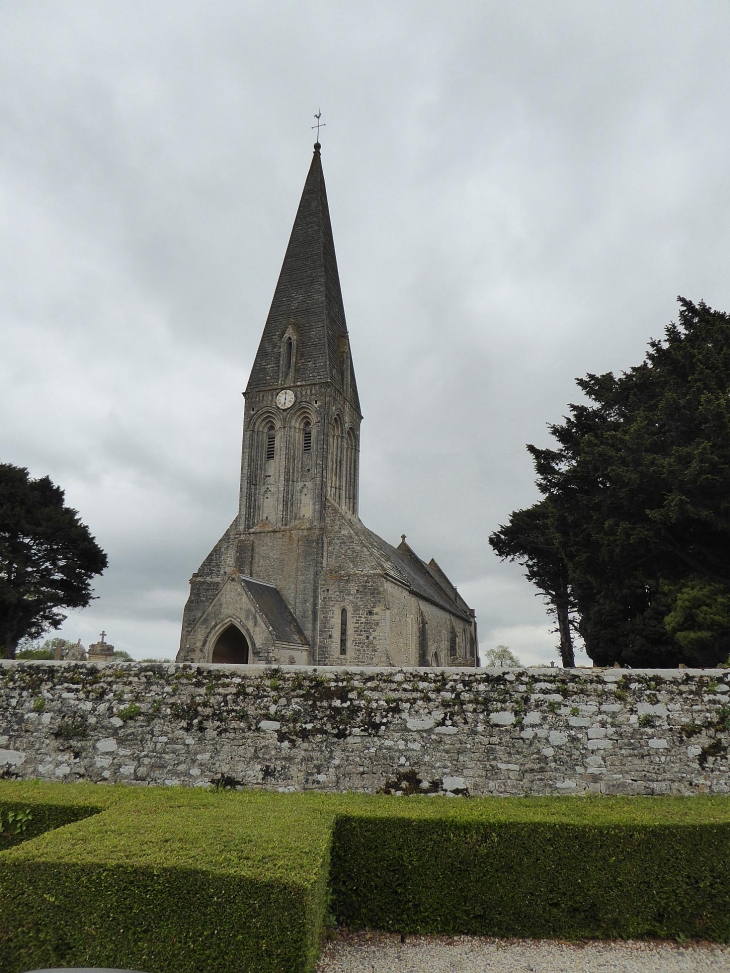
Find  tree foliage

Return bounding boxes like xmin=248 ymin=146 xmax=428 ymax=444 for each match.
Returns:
xmin=111 ymin=650 xmax=133 ymax=661
xmin=490 ymin=298 xmax=730 ymax=667
xmin=488 ymin=499 xmax=576 ymax=667
xmin=0 ymin=464 xmax=108 ymax=658
xmin=15 ymin=645 xmax=55 ymax=660
xmin=483 ymin=645 xmax=522 ymax=667
xmin=17 ymin=636 xmax=79 ymax=659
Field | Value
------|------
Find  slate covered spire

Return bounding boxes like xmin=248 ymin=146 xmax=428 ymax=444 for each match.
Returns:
xmin=246 ymin=144 xmax=360 ymax=414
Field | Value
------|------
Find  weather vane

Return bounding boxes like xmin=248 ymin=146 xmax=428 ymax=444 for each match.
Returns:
xmin=312 ymin=109 xmax=326 ymax=143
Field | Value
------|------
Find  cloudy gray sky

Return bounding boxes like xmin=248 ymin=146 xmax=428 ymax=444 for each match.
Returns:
xmin=3 ymin=1 xmax=730 ymax=663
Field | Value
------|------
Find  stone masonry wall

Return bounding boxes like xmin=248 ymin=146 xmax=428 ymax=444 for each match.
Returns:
xmin=1 ymin=661 xmax=729 ymax=796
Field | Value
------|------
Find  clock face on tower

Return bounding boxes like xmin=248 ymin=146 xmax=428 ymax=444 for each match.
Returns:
xmin=276 ymin=389 xmax=295 ymax=410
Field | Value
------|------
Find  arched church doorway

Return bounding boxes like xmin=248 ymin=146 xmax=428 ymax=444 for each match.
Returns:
xmin=211 ymin=624 xmax=250 ymax=664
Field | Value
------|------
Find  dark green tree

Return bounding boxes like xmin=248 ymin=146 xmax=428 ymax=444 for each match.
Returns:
xmin=489 ymin=499 xmax=576 ymax=667
xmin=491 ymin=298 xmax=730 ymax=667
xmin=0 ymin=464 xmax=108 ymax=658
xmin=663 ymin=578 xmax=730 ymax=663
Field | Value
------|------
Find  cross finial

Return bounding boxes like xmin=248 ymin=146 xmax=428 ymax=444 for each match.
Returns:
xmin=100 ymin=631 xmax=106 ymax=643
xmin=312 ymin=109 xmax=325 ymax=147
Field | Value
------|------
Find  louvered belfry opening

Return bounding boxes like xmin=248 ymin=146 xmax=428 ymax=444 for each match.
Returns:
xmin=303 ymin=421 xmax=312 ymax=452
xmin=340 ymin=608 xmax=348 ymax=655
xmin=266 ymin=425 xmax=276 ymax=461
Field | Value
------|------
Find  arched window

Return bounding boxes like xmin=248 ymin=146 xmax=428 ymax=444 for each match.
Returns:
xmin=266 ymin=424 xmax=276 ymax=461
xmin=285 ymin=337 xmax=294 ymax=375
xmin=339 ymin=608 xmax=348 ymax=655
xmin=303 ymin=420 xmax=312 ymax=452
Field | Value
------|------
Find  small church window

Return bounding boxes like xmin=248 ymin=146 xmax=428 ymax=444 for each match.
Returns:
xmin=340 ymin=608 xmax=348 ymax=655
xmin=266 ymin=425 xmax=276 ymax=461
xmin=303 ymin=421 xmax=312 ymax=452
xmin=285 ymin=336 xmax=294 ymax=375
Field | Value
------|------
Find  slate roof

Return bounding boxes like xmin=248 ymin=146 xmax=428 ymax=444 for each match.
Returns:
xmin=423 ymin=557 xmax=474 ymax=617
xmin=354 ymin=519 xmax=474 ymax=622
xmin=240 ymin=577 xmax=309 ymax=646
xmin=246 ymin=144 xmax=360 ymax=414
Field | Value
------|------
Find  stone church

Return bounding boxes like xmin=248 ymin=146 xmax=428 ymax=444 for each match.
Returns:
xmin=177 ymin=143 xmax=477 ymax=667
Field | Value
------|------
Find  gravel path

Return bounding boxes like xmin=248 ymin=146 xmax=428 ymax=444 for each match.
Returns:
xmin=317 ymin=932 xmax=730 ymax=972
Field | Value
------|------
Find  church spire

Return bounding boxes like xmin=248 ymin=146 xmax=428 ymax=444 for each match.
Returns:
xmin=246 ymin=144 xmax=360 ymax=414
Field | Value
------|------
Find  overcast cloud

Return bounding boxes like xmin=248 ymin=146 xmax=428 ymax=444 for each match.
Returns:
xmin=2 ymin=1 xmax=730 ymax=663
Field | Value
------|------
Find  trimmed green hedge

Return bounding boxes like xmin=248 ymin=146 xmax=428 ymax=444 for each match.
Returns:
xmin=1 ymin=784 xmax=730 ymax=973
xmin=330 ymin=811 xmax=730 ymax=940
xmin=0 ymin=783 xmax=334 ymax=973
xmin=329 ymin=795 xmax=730 ymax=941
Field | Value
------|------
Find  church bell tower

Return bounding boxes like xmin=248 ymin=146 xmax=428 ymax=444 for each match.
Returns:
xmin=238 ymin=141 xmax=361 ymax=531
